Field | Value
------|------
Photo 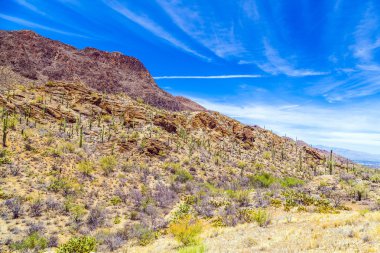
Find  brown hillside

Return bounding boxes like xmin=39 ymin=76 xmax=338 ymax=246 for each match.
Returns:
xmin=0 ymin=30 xmax=204 ymax=111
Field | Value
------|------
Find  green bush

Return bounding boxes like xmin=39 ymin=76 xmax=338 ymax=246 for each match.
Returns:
xmin=11 ymin=232 xmax=48 ymax=251
xmin=282 ymin=190 xmax=315 ymax=210
xmin=48 ymin=177 xmax=80 ymax=195
xmin=110 ymin=196 xmax=122 ymax=206
xmin=172 ymin=203 xmax=191 ymax=221
xmin=252 ymin=208 xmax=271 ymax=227
xmin=99 ymin=155 xmax=117 ymax=175
xmin=280 ymin=177 xmax=304 ymax=188
xmin=249 ymin=173 xmax=277 ymax=188
xmin=178 ymin=243 xmax=206 ymax=253
xmin=175 ymin=168 xmax=193 ymax=183
xmin=162 ymin=162 xmax=181 ymax=171
xmin=57 ymin=236 xmax=97 ymax=253
xmin=169 ymin=215 xmax=203 ymax=246
xmin=0 ymin=149 xmax=12 ymax=165
xmin=77 ymin=160 xmax=95 ymax=176
xmin=263 ymin=151 xmax=271 ymax=160
xmin=226 ymin=189 xmax=250 ymax=206
xmin=131 ymin=224 xmax=156 ymax=246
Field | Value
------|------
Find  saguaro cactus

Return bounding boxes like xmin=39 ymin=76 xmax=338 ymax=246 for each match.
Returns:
xmin=2 ymin=113 xmax=8 ymax=147
xmin=79 ymin=125 xmax=83 ymax=148
xmin=328 ymin=150 xmax=334 ymax=175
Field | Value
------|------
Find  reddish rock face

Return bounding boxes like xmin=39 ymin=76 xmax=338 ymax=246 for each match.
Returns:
xmin=0 ymin=30 xmax=205 ymax=111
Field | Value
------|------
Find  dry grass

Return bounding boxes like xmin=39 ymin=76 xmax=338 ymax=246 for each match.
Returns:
xmin=124 ymin=211 xmax=380 ymax=253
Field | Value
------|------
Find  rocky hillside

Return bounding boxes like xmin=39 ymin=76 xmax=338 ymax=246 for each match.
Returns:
xmin=0 ymin=80 xmax=379 ymax=252
xmin=0 ymin=30 xmax=204 ymax=111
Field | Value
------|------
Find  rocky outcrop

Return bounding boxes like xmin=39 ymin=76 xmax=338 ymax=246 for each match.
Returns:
xmin=0 ymin=30 xmax=204 ymax=111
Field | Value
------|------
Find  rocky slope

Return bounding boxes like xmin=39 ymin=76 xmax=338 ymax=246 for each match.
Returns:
xmin=0 ymin=30 xmax=204 ymax=111
xmin=0 ymin=80 xmax=379 ymax=252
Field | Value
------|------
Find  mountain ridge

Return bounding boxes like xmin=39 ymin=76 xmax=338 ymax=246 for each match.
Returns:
xmin=0 ymin=30 xmax=205 ymax=112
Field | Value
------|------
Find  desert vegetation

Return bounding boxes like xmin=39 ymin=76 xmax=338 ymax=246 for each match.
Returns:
xmin=1 ymin=81 xmax=380 ymax=252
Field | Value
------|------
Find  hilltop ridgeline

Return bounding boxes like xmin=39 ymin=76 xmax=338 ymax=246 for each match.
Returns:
xmin=0 ymin=30 xmax=205 ymax=111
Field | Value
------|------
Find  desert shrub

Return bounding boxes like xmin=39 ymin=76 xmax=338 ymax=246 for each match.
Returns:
xmin=194 ymin=196 xmax=215 ymax=218
xmin=340 ymin=173 xmax=355 ymax=182
xmin=249 ymin=173 xmax=277 ymax=188
xmin=154 ymin=182 xmax=176 ymax=207
xmin=100 ymin=155 xmax=117 ymax=175
xmin=178 ymin=243 xmax=206 ymax=253
xmin=254 ymin=162 xmax=265 ymax=170
xmin=69 ymin=204 xmax=87 ymax=223
xmin=87 ymin=206 xmax=106 ymax=229
xmin=5 ymin=197 xmax=22 ymax=218
xmin=172 ymin=203 xmax=191 ymax=221
xmin=270 ymin=198 xmax=282 ymax=208
xmin=248 ymin=208 xmax=271 ymax=227
xmin=282 ymin=190 xmax=315 ymax=210
xmin=353 ymin=183 xmax=369 ymax=201
xmin=169 ymin=215 xmax=203 ymax=246
xmin=57 ymin=236 xmax=97 ymax=253
xmin=314 ymin=198 xmax=337 ymax=213
xmin=46 ymin=197 xmax=62 ymax=211
xmin=114 ymin=188 xmax=128 ymax=204
xmin=162 ymin=162 xmax=181 ymax=171
xmin=45 ymin=146 xmax=63 ymax=157
xmin=175 ymin=168 xmax=193 ymax=183
xmin=48 ymin=177 xmax=80 ymax=196
xmin=130 ymin=224 xmax=156 ymax=246
xmin=226 ymin=189 xmax=250 ymax=207
xmin=48 ymin=235 xmax=59 ymax=247
xmin=30 ymin=199 xmax=44 ymax=217
xmin=110 ymin=196 xmax=122 ymax=206
xmin=103 ymin=234 xmax=124 ymax=251
xmin=27 ymin=222 xmax=45 ymax=235
xmin=11 ymin=232 xmax=48 ymax=251
xmin=370 ymin=174 xmax=380 ymax=183
xmin=0 ymin=148 xmax=12 ymax=165
xmin=280 ymin=177 xmax=304 ymax=188
xmin=77 ymin=160 xmax=95 ymax=177
xmin=263 ymin=151 xmax=271 ymax=160
xmin=59 ymin=141 xmax=76 ymax=154
xmin=7 ymin=114 xmax=18 ymax=130
xmin=219 ymin=204 xmax=239 ymax=226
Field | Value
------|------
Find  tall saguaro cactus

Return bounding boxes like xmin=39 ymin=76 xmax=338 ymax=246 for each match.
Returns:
xmin=328 ymin=150 xmax=334 ymax=175
xmin=79 ymin=125 xmax=83 ymax=148
xmin=2 ymin=113 xmax=8 ymax=147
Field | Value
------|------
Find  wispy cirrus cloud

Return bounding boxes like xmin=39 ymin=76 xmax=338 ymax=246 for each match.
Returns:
xmin=154 ymin=74 xmax=261 ymax=80
xmin=256 ymin=39 xmax=329 ymax=77
xmin=156 ymin=0 xmax=246 ymax=59
xmin=0 ymin=13 xmax=87 ymax=38
xmin=104 ymin=0 xmax=209 ymax=61
xmin=311 ymin=5 xmax=380 ymax=102
xmin=13 ymin=0 xmax=46 ymax=16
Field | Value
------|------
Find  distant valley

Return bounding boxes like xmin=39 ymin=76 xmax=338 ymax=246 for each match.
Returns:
xmin=315 ymin=145 xmax=380 ymax=168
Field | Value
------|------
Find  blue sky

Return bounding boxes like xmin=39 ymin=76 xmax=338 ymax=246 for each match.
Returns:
xmin=2 ymin=0 xmax=380 ymax=154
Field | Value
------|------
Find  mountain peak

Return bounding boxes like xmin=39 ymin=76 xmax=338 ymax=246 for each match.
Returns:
xmin=0 ymin=30 xmax=204 ymax=111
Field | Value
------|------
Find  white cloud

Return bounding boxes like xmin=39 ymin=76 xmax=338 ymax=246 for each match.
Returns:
xmin=0 ymin=13 xmax=87 ymax=38
xmin=104 ymin=0 xmax=209 ymax=61
xmin=241 ymin=0 xmax=260 ymax=21
xmin=14 ymin=0 xmax=46 ymax=16
xmin=154 ymin=74 xmax=261 ymax=79
xmin=257 ymin=39 xmax=329 ymax=77
xmin=352 ymin=6 xmax=380 ymax=62
xmin=191 ymin=97 xmax=380 ymax=153
xmin=156 ymin=0 xmax=246 ymax=59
